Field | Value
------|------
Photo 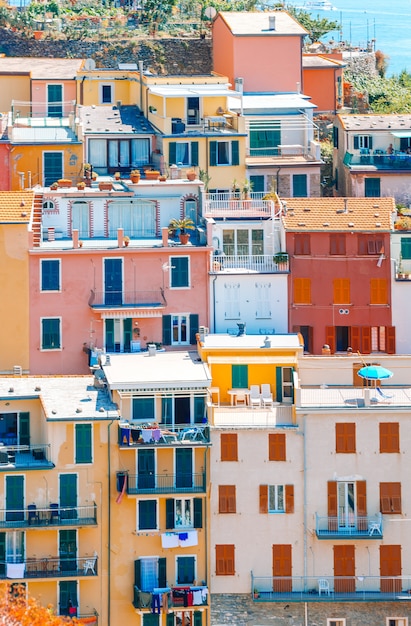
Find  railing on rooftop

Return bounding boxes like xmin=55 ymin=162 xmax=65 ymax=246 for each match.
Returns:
xmin=346 ymin=152 xmax=411 ymax=170
xmin=11 ymin=100 xmax=76 ymax=123
xmin=251 ymin=574 xmax=411 ymax=602
xmin=203 ymin=192 xmax=276 ymax=218
xmin=210 ymin=253 xmax=289 ymax=273
xmin=118 ymin=424 xmax=210 ymax=446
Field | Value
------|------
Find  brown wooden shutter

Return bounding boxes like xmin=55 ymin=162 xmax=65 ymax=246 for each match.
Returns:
xmin=386 ymin=326 xmax=396 ymax=354
xmin=361 ymin=326 xmax=371 ymax=353
xmin=346 ymin=423 xmax=356 ymax=452
xmin=228 ymin=486 xmax=236 ymax=513
xmin=350 ymin=326 xmax=361 ymax=352
xmin=259 ymin=485 xmax=268 ymax=514
xmin=380 ymin=483 xmax=391 ymax=513
xmin=285 ymin=485 xmax=294 ymax=514
xmin=391 ymin=482 xmax=402 ymax=513
xmin=325 ymin=326 xmax=335 ymax=353
xmin=379 ymin=422 xmax=399 ymax=453
xmin=269 ymin=433 xmax=286 ymax=461
xmin=328 ymin=481 xmax=337 ymax=516
xmin=356 ymin=480 xmax=367 ymax=530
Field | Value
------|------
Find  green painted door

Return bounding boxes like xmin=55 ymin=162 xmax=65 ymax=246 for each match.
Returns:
xmin=6 ymin=476 xmax=24 ymax=522
xmin=59 ymin=529 xmax=77 ymax=573
xmin=176 ymin=448 xmax=193 ymax=489
xmin=60 ymin=474 xmax=77 ymax=520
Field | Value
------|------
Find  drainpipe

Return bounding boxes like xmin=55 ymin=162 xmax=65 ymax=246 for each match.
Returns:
xmin=138 ymin=60 xmax=144 ymax=113
xmin=212 ymin=275 xmax=217 ymax=332
xmin=107 ymin=416 xmax=116 ymax=626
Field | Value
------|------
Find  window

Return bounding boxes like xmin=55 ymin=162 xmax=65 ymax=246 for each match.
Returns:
xmin=387 ymin=619 xmax=408 ymax=626
xmin=269 ymin=485 xmax=285 ymax=512
xmin=138 ymin=501 xmax=157 ymax=530
xmin=136 ymin=557 xmax=165 ymax=592
xmin=232 ymin=364 xmax=248 ymax=388
xmin=210 ymin=140 xmax=239 ymax=166
xmin=162 ymin=314 xmax=198 ymax=347
xmin=89 ymin=138 xmax=150 ymax=172
xmin=353 ymin=135 xmax=373 ymax=150
xmin=249 ymin=122 xmax=280 ymax=156
xmin=380 ymin=423 xmax=399 ymax=453
xmin=175 ymin=498 xmax=193 ymax=527
xmin=294 ymin=234 xmax=311 ymax=255
xmin=259 ymin=484 xmax=294 ymax=514
xmin=327 ymin=621 xmax=346 ymax=626
xmin=249 ymin=175 xmax=264 ymax=192
xmin=358 ymin=235 xmax=384 ymax=255
xmin=293 ymin=278 xmax=311 ymax=304
xmin=72 ymin=201 xmax=90 ymax=239
xmin=215 ymin=545 xmax=235 ymax=575
xmin=41 ymin=259 xmax=60 ymax=291
xmin=170 ymin=257 xmax=189 ymax=288
xmin=100 ymin=84 xmax=113 ymax=104
xmin=293 ymin=325 xmax=313 ymax=353
xmin=364 ymin=177 xmax=381 ymax=198
xmin=75 ymin=424 xmax=92 ymax=463
xmin=330 ymin=234 xmax=346 ymax=255
xmin=269 ymin=433 xmax=286 ymax=461
xmin=168 ymin=141 xmax=198 ymax=166
xmin=336 ymin=423 xmax=356 ymax=453
xmin=166 ymin=498 xmax=203 ymax=529
xmin=221 ymin=433 xmax=238 ymax=461
xmin=333 ymin=279 xmax=350 ymax=304
xmin=43 ymin=152 xmax=63 ymax=186
xmin=41 ymin=318 xmax=61 ymax=350
xmin=176 ymin=556 xmax=195 ymax=584
xmin=401 ymin=237 xmax=411 ymax=260
xmin=218 ymin=486 xmax=236 ymax=513
xmin=222 ymin=228 xmax=264 ymax=256
xmin=47 ymin=84 xmax=63 ymax=117
xmin=132 ymin=397 xmax=155 ymax=422
xmin=380 ymin=483 xmax=401 ymax=513
xmin=292 ymin=174 xmax=307 ymax=198
xmin=370 ymin=278 xmax=388 ymax=304
xmin=332 ymin=126 xmax=339 ymax=149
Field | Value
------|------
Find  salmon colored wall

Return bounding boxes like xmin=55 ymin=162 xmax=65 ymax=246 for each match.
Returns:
xmin=0 ymin=223 xmax=30 ymax=372
xmin=287 ymin=231 xmax=392 ymax=353
xmin=0 ymin=144 xmax=10 ymax=190
xmin=31 ymin=80 xmax=77 ymax=116
xmin=212 ymin=18 xmax=235 ymax=87
xmin=29 ymin=247 xmax=210 ymax=374
xmin=303 ymin=67 xmax=339 ymax=112
xmin=10 ymin=144 xmax=83 ymax=190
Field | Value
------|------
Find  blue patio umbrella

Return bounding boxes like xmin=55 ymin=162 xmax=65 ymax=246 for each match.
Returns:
xmin=357 ymin=365 xmax=393 ymax=382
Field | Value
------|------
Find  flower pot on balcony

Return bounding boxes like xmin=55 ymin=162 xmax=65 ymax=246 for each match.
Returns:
xmin=99 ymin=181 xmax=113 ymax=191
xmin=145 ymin=170 xmax=160 ymax=180
xmin=179 ymin=233 xmax=190 ymax=244
xmin=186 ymin=170 xmax=196 ymax=181
xmin=58 ymin=179 xmax=72 ymax=188
xmin=33 ymin=30 xmax=44 ymax=40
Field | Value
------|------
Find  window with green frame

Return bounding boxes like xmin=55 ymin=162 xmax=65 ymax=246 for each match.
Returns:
xmin=132 ymin=397 xmax=155 ymax=421
xmin=292 ymin=174 xmax=307 ymax=198
xmin=44 ymin=152 xmax=63 ymax=186
xmin=232 ymin=364 xmax=248 ymax=388
xmin=75 ymin=423 xmax=92 ymax=464
xmin=41 ymin=259 xmax=60 ymax=291
xmin=401 ymin=237 xmax=411 ymax=260
xmin=250 ymin=175 xmax=264 ymax=193
xmin=364 ymin=177 xmax=381 ymax=197
xmin=209 ymin=140 xmax=239 ymax=166
xmin=194 ymin=396 xmax=206 ymax=423
xmin=41 ymin=318 xmax=61 ymax=350
xmin=249 ymin=124 xmax=281 ymax=156
xmin=138 ymin=500 xmax=157 ymax=530
xmin=170 ymin=257 xmax=189 ymax=288
xmin=177 ymin=555 xmax=196 ymax=584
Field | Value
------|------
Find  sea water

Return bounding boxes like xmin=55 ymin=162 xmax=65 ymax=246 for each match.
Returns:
xmin=287 ymin=0 xmax=411 ymax=76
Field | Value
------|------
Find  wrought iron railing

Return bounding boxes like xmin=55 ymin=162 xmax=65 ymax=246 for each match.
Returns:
xmin=125 ymin=472 xmax=206 ymax=495
xmin=0 ymin=444 xmax=53 ymax=469
xmin=210 ymin=253 xmax=289 ymax=273
xmin=1 ymin=555 xmax=98 ymax=579
xmin=315 ymin=513 xmax=383 ymax=538
xmin=0 ymin=503 xmax=97 ymax=529
xmin=89 ymin=290 xmax=163 ymax=307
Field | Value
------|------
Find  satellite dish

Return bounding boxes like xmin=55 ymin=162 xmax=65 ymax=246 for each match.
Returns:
xmin=84 ymin=58 xmax=96 ymax=71
xmin=204 ymin=6 xmax=217 ymax=19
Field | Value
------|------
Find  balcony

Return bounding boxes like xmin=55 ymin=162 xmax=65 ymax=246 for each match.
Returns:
xmin=315 ymin=513 xmax=383 ymax=539
xmin=124 ymin=472 xmax=206 ymax=495
xmin=0 ymin=503 xmax=97 ymax=529
xmin=118 ymin=424 xmax=210 ymax=447
xmin=203 ymin=192 xmax=275 ymax=218
xmin=345 ymin=151 xmax=411 ymax=170
xmin=210 ymin=253 xmax=289 ymax=274
xmin=0 ymin=444 xmax=53 ymax=470
xmin=133 ymin=585 xmax=209 ymax=610
xmin=89 ymin=290 xmax=164 ymax=309
xmin=251 ymin=575 xmax=411 ymax=602
xmin=1 ymin=555 xmax=98 ymax=579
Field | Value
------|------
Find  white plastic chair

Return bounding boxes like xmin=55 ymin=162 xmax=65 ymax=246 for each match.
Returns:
xmin=318 ymin=578 xmax=330 ymax=596
xmin=261 ymin=384 xmax=274 ymax=407
xmin=234 ymin=390 xmax=247 ymax=406
xmin=83 ymin=551 xmax=97 ymax=575
xmin=249 ymin=385 xmax=261 ymax=408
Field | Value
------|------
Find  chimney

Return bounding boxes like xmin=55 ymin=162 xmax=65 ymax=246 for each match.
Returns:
xmin=235 ymin=77 xmax=244 ymax=94
xmin=148 ymin=344 xmax=156 ymax=356
xmin=237 ymin=322 xmax=246 ymax=337
xmin=268 ymin=15 xmax=276 ymax=30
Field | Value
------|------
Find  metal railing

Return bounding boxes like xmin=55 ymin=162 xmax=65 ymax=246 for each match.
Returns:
xmin=1 ymin=555 xmax=98 ymax=579
xmin=133 ymin=585 xmax=209 ymax=610
xmin=315 ymin=513 xmax=383 ymax=538
xmin=118 ymin=424 xmax=210 ymax=446
xmin=126 ymin=472 xmax=206 ymax=495
xmin=210 ymin=253 xmax=289 ymax=273
xmin=89 ymin=290 xmax=163 ymax=308
xmin=348 ymin=153 xmax=411 ymax=169
xmin=0 ymin=503 xmax=97 ymax=529
xmin=0 ymin=444 xmax=53 ymax=469
xmin=251 ymin=574 xmax=411 ymax=602
xmin=203 ymin=193 xmax=275 ymax=218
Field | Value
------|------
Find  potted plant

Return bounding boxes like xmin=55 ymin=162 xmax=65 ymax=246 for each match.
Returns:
xmin=123 ymin=235 xmax=130 ymax=247
xmin=168 ymin=217 xmax=195 ymax=244
xmin=99 ymin=180 xmax=113 ymax=191
xmin=148 ymin=105 xmax=157 ymax=114
xmin=186 ymin=169 xmax=196 ymax=181
xmin=77 ymin=181 xmax=86 ymax=190
xmin=199 ymin=169 xmax=211 ymax=192
xmin=50 ymin=182 xmax=59 ymax=191
xmin=253 ymin=588 xmax=260 ymax=599
xmin=58 ymin=178 xmax=72 ymax=188
xmin=130 ymin=169 xmax=140 ymax=183
xmin=242 ymin=179 xmax=253 ymax=199
xmin=145 ymin=169 xmax=160 ymax=181
xmin=114 ymin=172 xmax=121 ymax=180
xmin=159 ymin=175 xmax=167 ymax=182
xmin=274 ymin=252 xmax=289 ymax=270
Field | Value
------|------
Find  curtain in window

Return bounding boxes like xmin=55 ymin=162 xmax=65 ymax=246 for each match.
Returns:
xmin=176 ymin=143 xmax=189 ymax=165
xmin=72 ymin=202 xmax=89 ymax=238
xmin=109 ymin=141 xmax=118 ymax=168
xmin=89 ymin=139 xmax=107 ymax=168
xmin=217 ymin=142 xmax=229 ymax=165
xmin=140 ymin=558 xmax=158 ymax=592
xmin=131 ymin=139 xmax=150 ymax=167
xmin=119 ymin=140 xmax=130 ymax=167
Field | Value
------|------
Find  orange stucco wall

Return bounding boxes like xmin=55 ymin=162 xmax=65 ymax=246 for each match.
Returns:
xmin=303 ymin=66 xmax=342 ymax=112
xmin=0 ymin=144 xmax=10 ymax=190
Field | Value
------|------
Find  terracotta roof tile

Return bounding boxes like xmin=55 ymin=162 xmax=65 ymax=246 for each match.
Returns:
xmin=0 ymin=191 xmax=35 ymax=224
xmin=281 ymin=197 xmax=395 ymax=231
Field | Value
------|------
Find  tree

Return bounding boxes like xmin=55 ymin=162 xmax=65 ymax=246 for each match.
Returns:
xmin=0 ymin=583 xmax=83 ymax=626
xmin=285 ymin=6 xmax=339 ymax=43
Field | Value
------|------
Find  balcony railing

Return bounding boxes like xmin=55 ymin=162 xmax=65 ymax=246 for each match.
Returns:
xmin=125 ymin=472 xmax=206 ymax=495
xmin=203 ymin=192 xmax=275 ymax=218
xmin=133 ymin=585 xmax=209 ymax=610
xmin=118 ymin=424 xmax=210 ymax=447
xmin=210 ymin=253 xmax=289 ymax=273
xmin=0 ymin=444 xmax=53 ymax=470
xmin=346 ymin=152 xmax=411 ymax=170
xmin=0 ymin=503 xmax=97 ymax=529
xmin=251 ymin=575 xmax=411 ymax=602
xmin=1 ymin=555 xmax=98 ymax=579
xmin=89 ymin=290 xmax=163 ymax=308
xmin=315 ymin=513 xmax=383 ymax=539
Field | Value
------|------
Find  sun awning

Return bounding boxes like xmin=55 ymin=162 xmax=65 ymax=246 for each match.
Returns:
xmin=391 ymin=131 xmax=411 ymax=138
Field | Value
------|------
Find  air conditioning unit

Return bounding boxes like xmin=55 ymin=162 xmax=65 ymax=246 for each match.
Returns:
xmin=199 ymin=326 xmax=209 ymax=340
xmin=13 ymin=365 xmax=22 ymax=376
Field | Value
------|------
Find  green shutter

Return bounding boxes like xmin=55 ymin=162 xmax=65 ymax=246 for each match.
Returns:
xmin=191 ymin=141 xmax=199 ymax=166
xmin=6 ymin=476 xmax=24 ymax=521
xmin=276 ymin=367 xmax=283 ymax=402
xmin=134 ymin=559 xmax=141 ymax=587
xmin=166 ymin=499 xmax=175 ymax=529
xmin=194 ymin=612 xmax=203 ymax=626
xmin=210 ymin=141 xmax=217 ymax=166
xmin=354 ymin=136 xmax=359 ymax=150
xmin=293 ymin=174 xmax=307 ymax=198
xmin=401 ymin=237 xmax=411 ymax=260
xmin=194 ymin=397 xmax=205 ymax=424
xmin=250 ymin=175 xmax=264 ymax=193
xmin=162 ymin=315 xmax=172 ymax=345
xmin=158 ymin=557 xmax=167 ymax=588
xmin=189 ymin=313 xmax=199 ymax=344
xmin=169 ymin=142 xmax=177 ymax=165
xmin=193 ymin=498 xmax=203 ymax=528
xmin=0 ymin=533 xmax=5 ymax=576
xmin=231 ymin=140 xmax=239 ymax=165
xmin=123 ymin=318 xmax=132 ymax=352
xmin=232 ymin=364 xmax=248 ymax=388
xmin=143 ymin=615 xmax=159 ymax=626
xmin=105 ymin=319 xmax=115 ymax=352
xmin=167 ymin=613 xmax=174 ymax=626
xmin=19 ymin=412 xmax=30 ymax=446
xmin=75 ymin=423 xmax=92 ymax=463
